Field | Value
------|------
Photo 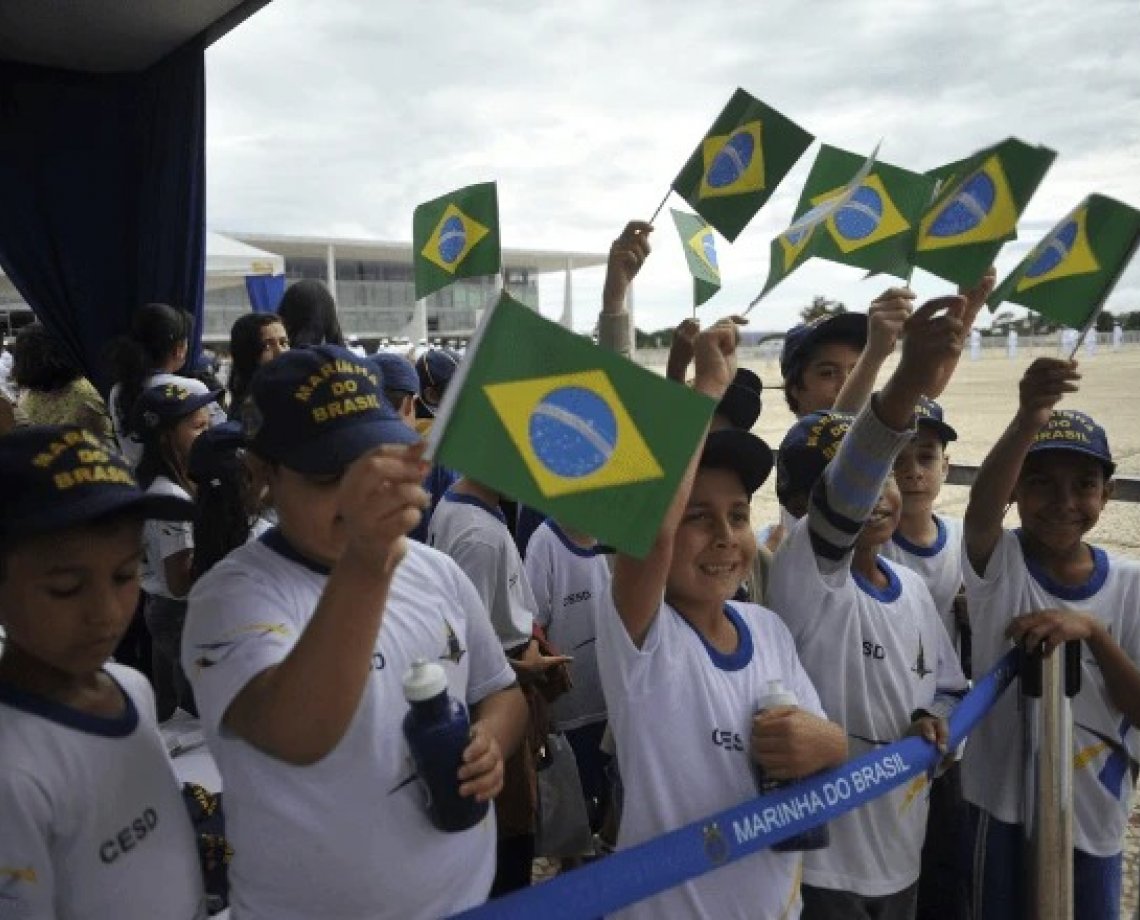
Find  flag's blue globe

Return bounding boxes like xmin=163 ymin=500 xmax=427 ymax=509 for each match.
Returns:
xmin=701 ymin=231 xmax=718 ymax=268
xmin=928 ymin=172 xmax=996 ymax=238
xmin=437 ymin=216 xmax=467 ymax=265
xmin=1024 ymin=220 xmax=1078 ymax=279
xmin=833 ymin=186 xmax=884 ymax=241
xmin=529 ymin=386 xmax=617 ymax=478
xmin=706 ymin=130 xmax=755 ymax=190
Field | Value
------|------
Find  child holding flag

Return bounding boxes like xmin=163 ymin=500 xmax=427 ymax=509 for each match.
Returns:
xmin=962 ymin=358 xmax=1140 ymax=920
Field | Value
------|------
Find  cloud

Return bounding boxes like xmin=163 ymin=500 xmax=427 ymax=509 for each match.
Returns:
xmin=206 ymin=0 xmax=1140 ymax=332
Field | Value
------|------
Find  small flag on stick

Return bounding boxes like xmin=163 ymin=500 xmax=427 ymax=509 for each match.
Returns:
xmin=413 ymin=182 xmax=501 ymax=300
xmin=670 ymin=209 xmax=721 ymax=308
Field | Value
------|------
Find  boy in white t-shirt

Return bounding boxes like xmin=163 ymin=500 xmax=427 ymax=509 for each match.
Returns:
xmin=962 ymin=358 xmax=1140 ymax=920
xmin=602 ymin=318 xmax=848 ymax=920
xmin=0 ymin=425 xmax=206 ymax=919
xmin=182 ymin=346 xmax=527 ymax=920
xmin=766 ymin=297 xmax=970 ymax=920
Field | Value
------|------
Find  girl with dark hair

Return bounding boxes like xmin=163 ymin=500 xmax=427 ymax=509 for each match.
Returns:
xmin=11 ymin=322 xmax=112 ymax=441
xmin=227 ymin=313 xmax=290 ymax=416
xmin=276 ymin=279 xmax=345 ymax=348
xmin=107 ymin=302 xmax=210 ymax=468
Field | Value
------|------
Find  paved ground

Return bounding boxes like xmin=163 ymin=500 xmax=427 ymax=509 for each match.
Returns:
xmin=640 ymin=344 xmax=1140 ymax=915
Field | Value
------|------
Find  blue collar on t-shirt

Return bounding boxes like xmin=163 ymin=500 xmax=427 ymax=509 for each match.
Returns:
xmin=1016 ymin=529 xmax=1109 ymax=601
xmin=260 ymin=526 xmax=331 ymax=577
xmin=677 ymin=603 xmax=754 ymax=672
xmin=853 ymin=557 xmax=903 ymax=603
xmin=890 ymin=515 xmax=947 ymax=558
xmin=443 ymin=490 xmax=507 ymax=524
xmin=0 ymin=670 xmax=139 ymax=738
xmin=545 ymin=519 xmax=601 ymax=558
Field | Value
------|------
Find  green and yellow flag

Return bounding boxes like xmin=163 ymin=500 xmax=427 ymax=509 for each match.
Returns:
xmin=911 ymin=138 xmax=1056 ymax=287
xmin=413 ymin=182 xmax=501 ymax=300
xmin=988 ymin=194 xmax=1140 ymax=329
xmin=670 ymin=209 xmax=721 ymax=308
xmin=428 ymin=292 xmax=716 ymax=557
xmin=671 ymin=89 xmax=814 ymax=242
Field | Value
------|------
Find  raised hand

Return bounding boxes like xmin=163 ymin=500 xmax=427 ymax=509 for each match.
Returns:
xmin=865 ymin=287 xmax=915 ymax=360
xmin=692 ymin=316 xmax=745 ymax=400
xmin=602 ymin=220 xmax=653 ymax=314
xmin=894 ymin=295 xmax=967 ymax=400
xmin=960 ymin=266 xmax=998 ymax=329
xmin=1018 ymin=358 xmax=1080 ymax=429
xmin=666 ymin=317 xmax=701 ymax=382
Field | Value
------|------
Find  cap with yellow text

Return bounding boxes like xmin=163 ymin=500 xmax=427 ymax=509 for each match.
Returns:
xmin=1026 ymin=409 xmax=1115 ymax=477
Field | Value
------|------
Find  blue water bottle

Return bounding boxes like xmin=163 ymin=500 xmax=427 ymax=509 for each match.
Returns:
xmin=402 ymin=658 xmax=488 ymax=833
xmin=754 ymin=679 xmax=830 ymax=852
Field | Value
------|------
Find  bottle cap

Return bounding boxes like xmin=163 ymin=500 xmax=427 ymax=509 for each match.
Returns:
xmin=757 ymin=678 xmax=798 ymax=711
xmin=403 ymin=659 xmax=448 ymax=702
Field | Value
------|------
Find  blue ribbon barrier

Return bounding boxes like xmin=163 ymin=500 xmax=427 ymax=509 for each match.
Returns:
xmin=455 ymin=649 xmax=1019 ymax=920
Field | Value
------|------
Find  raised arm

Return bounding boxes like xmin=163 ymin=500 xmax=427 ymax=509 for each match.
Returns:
xmin=611 ymin=318 xmax=740 ymax=645
xmin=963 ymin=358 xmax=1079 ymax=575
xmin=832 ymin=287 xmax=914 ymax=414
xmin=599 ymin=221 xmax=653 ymax=358
xmin=222 ymin=444 xmax=429 ymax=765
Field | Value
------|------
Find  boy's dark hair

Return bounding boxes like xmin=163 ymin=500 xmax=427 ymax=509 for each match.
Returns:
xmin=229 ymin=313 xmax=285 ymax=410
xmin=0 ymin=508 xmax=146 ymax=585
xmin=782 ymin=362 xmax=806 ymax=414
xmin=106 ymin=302 xmax=195 ymax=435
xmin=11 ymin=323 xmax=83 ymax=392
xmin=277 ymin=280 xmax=344 ymax=349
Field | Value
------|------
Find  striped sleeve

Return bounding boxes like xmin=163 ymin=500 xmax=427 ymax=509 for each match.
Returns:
xmin=808 ymin=395 xmax=916 ymax=574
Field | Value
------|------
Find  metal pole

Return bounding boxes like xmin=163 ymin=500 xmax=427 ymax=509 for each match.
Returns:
xmin=1022 ymin=643 xmax=1077 ymax=920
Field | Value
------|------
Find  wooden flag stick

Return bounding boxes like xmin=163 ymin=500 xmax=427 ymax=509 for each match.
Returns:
xmin=648 ymin=188 xmax=672 ymax=226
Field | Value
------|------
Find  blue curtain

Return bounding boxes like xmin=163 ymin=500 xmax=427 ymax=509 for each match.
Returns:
xmin=245 ymin=274 xmax=287 ymax=313
xmin=0 ymin=41 xmax=207 ymax=393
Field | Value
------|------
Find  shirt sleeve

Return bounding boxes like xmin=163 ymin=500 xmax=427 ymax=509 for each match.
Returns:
xmin=0 ymin=770 xmax=56 ymax=919
xmin=808 ymin=398 xmax=915 ymax=576
xmin=182 ymin=566 xmax=300 ymax=736
xmin=522 ymin=530 xmax=555 ymax=630
xmin=594 ymin=587 xmax=666 ymax=712
xmin=448 ymin=561 xmax=516 ymax=706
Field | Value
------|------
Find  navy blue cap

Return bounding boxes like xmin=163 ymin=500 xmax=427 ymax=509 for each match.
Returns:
xmin=1027 ymin=410 xmax=1115 ymax=476
xmin=913 ymin=396 xmax=957 ymax=444
xmin=780 ymin=313 xmax=868 ymax=380
xmin=716 ymin=368 xmax=763 ymax=431
xmin=700 ymin=428 xmax=773 ymax=496
xmin=243 ymin=344 xmax=418 ymax=475
xmin=369 ymin=353 xmax=420 ymax=398
xmin=0 ymin=426 xmax=193 ymax=540
xmin=132 ymin=383 xmax=222 ymax=436
xmin=775 ymin=410 xmax=854 ymax=508
xmin=188 ymin=420 xmax=246 ymax=489
xmin=415 ymin=348 xmax=461 ymax=394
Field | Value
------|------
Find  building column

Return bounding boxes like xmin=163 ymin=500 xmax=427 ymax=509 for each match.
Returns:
xmin=559 ymin=257 xmax=574 ymax=330
xmin=325 ymin=243 xmax=337 ymax=301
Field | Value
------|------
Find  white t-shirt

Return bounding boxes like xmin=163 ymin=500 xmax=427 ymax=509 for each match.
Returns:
xmin=882 ymin=515 xmax=964 ymax=644
xmin=523 ymin=520 xmax=610 ymax=731
xmin=961 ymin=529 xmax=1140 ymax=856
xmin=427 ymin=492 xmax=535 ymax=651
xmin=109 ymin=373 xmax=221 ymax=469
xmin=0 ymin=663 xmax=207 ymax=919
xmin=182 ymin=534 xmax=515 ymax=920
xmin=767 ymin=519 xmax=966 ymax=896
xmin=597 ymin=596 xmax=822 ymax=920
xmin=140 ymin=476 xmax=193 ymax=599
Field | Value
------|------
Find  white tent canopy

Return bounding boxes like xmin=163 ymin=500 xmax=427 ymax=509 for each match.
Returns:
xmin=203 ymin=231 xmax=284 ymax=290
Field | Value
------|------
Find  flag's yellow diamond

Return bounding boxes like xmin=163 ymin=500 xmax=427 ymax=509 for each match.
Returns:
xmin=918 ymin=155 xmax=1018 ymax=251
xmin=420 ymin=203 xmax=490 ymax=274
xmin=687 ymin=226 xmax=720 ymax=280
xmin=810 ymin=174 xmax=912 ymax=254
xmin=1015 ymin=204 xmax=1100 ymax=293
xmin=698 ymin=121 xmax=766 ymax=200
xmin=483 ymin=370 xmax=664 ymax=498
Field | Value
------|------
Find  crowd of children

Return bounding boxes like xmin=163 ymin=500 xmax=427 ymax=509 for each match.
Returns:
xmin=0 ymin=218 xmax=1137 ymax=920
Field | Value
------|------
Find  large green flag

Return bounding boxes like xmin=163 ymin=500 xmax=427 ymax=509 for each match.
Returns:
xmin=671 ymin=89 xmax=814 ymax=242
xmin=911 ymin=138 xmax=1056 ymax=287
xmin=428 ymin=292 xmax=716 ymax=557
xmin=413 ymin=182 xmax=501 ymax=300
xmin=988 ymin=194 xmax=1140 ymax=329
xmin=670 ymin=209 xmax=721 ymax=308
xmin=757 ymin=146 xmax=881 ymax=299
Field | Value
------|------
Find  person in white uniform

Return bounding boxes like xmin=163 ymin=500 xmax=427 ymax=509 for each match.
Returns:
xmin=600 ymin=318 xmax=848 ymax=920
xmin=182 ymin=345 xmax=527 ymax=920
xmin=0 ymin=425 xmax=206 ymax=919
xmin=962 ymin=358 xmax=1140 ymax=920
xmin=767 ymin=296 xmax=971 ymax=920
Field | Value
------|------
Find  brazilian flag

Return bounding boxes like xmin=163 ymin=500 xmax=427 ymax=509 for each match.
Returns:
xmin=670 ymin=209 xmax=721 ymax=308
xmin=988 ymin=195 xmax=1140 ymax=329
xmin=911 ymin=139 xmax=1056 ymax=287
xmin=413 ymin=182 xmax=501 ymax=300
xmin=427 ymin=292 xmax=716 ymax=557
xmin=671 ymin=89 xmax=814 ymax=242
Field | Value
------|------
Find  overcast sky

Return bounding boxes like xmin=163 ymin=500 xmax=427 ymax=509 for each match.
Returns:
xmin=205 ymin=0 xmax=1140 ymax=333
